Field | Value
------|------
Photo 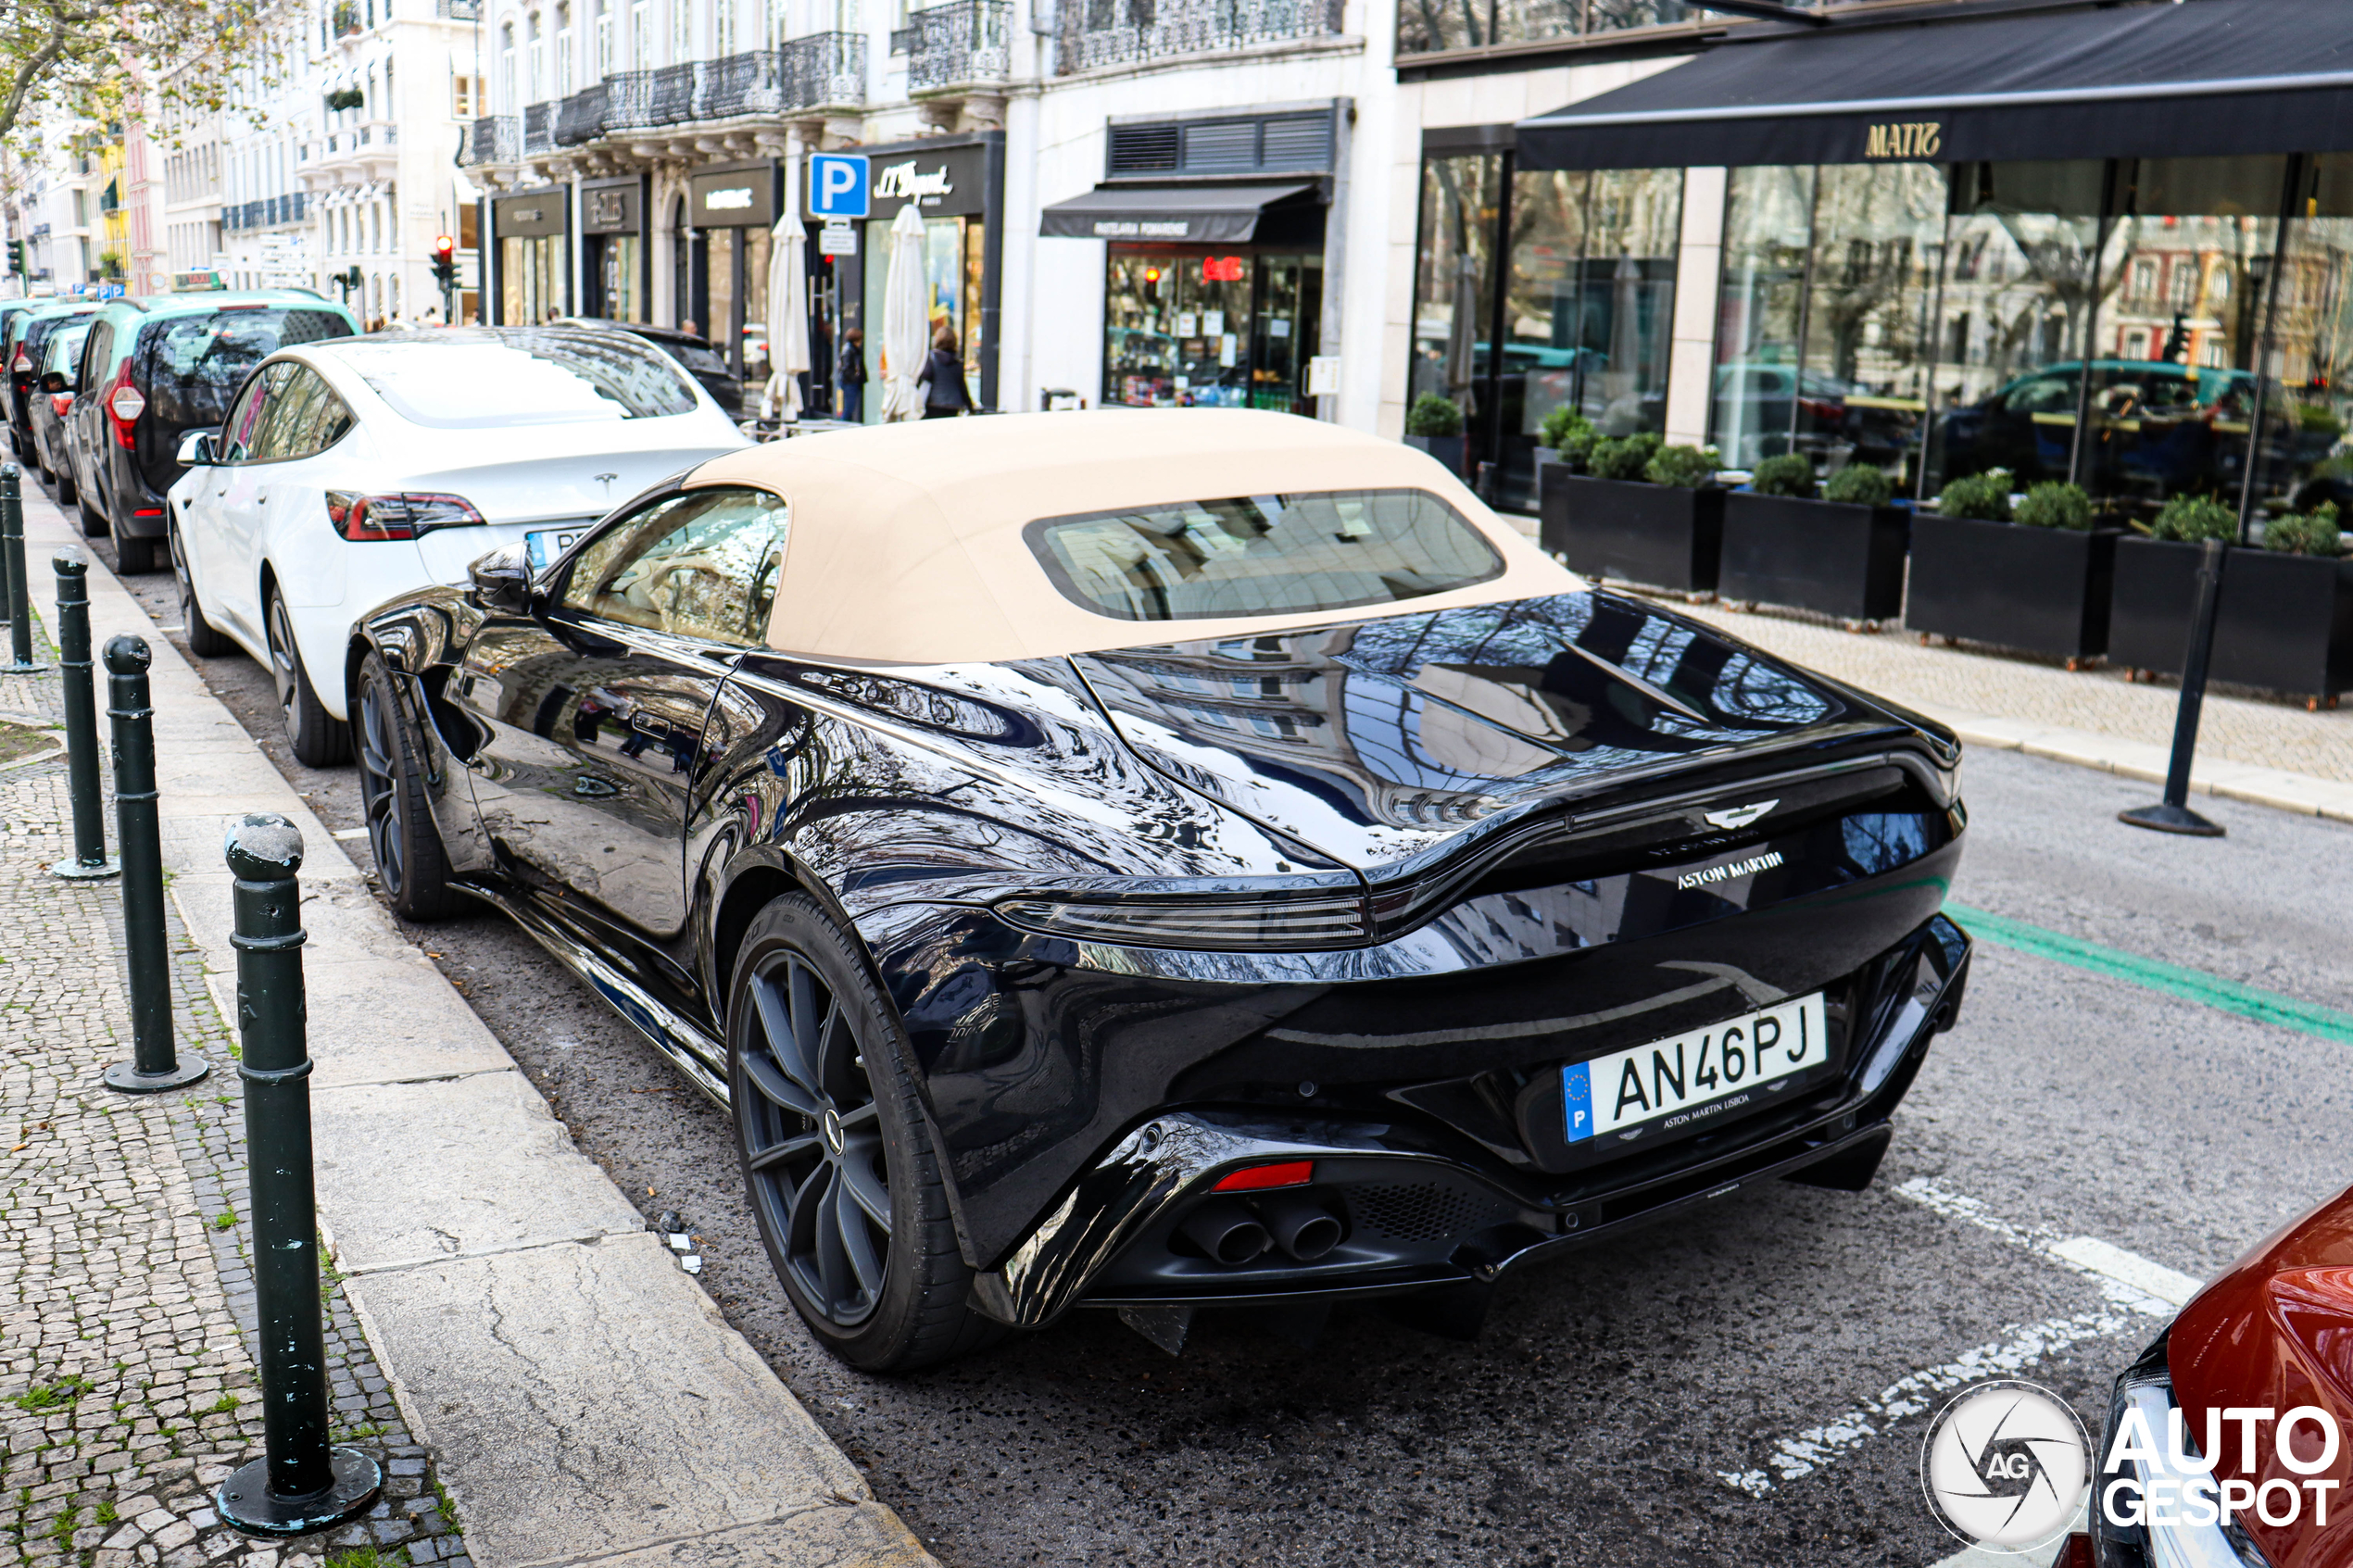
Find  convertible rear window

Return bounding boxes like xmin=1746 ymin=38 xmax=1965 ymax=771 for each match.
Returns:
xmin=338 ymin=330 xmax=698 ymax=428
xmin=1026 ymin=489 xmax=1504 ymax=622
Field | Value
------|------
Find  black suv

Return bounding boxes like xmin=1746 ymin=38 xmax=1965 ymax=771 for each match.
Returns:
xmin=68 ymin=292 xmax=358 ymax=571
xmin=5 ymin=302 xmax=100 ymax=470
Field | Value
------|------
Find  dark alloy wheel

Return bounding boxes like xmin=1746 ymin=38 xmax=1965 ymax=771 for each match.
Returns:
xmin=170 ymin=526 xmax=233 ymax=658
xmin=728 ymin=897 xmax=1003 ymax=1370
xmin=353 ymin=652 xmax=462 ymax=921
xmin=267 ymin=587 xmax=350 ymax=766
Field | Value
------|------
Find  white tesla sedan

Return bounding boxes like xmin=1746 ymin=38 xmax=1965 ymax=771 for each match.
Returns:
xmin=170 ymin=325 xmax=748 ymax=763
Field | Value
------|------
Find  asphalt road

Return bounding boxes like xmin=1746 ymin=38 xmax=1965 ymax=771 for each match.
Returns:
xmin=98 ymin=513 xmax=2353 ymax=1568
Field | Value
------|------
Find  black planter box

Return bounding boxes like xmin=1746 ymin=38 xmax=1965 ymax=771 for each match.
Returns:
xmin=2109 ymin=536 xmax=2353 ymax=700
xmin=1540 ymin=470 xmax=1723 ymax=593
xmin=1404 ymin=433 xmax=1466 ymax=477
xmin=1905 ymin=515 xmax=2119 ymax=661
xmin=1718 ymin=492 xmax=1910 ymax=621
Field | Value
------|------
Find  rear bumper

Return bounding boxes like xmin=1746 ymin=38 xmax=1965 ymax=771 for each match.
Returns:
xmin=971 ymin=911 xmax=1970 ymax=1328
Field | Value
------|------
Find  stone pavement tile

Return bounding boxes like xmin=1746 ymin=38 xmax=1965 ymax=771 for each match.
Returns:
xmin=1664 ymin=596 xmax=2353 ymax=785
xmin=313 ymin=1073 xmax=648 ymax=1273
xmin=344 ymin=1233 xmax=870 ymax=1568
xmin=533 ymin=1501 xmax=937 ymax=1568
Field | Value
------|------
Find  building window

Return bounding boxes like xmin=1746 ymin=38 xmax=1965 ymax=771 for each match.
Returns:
xmin=500 ymin=25 xmax=517 ymax=110
xmin=596 ymin=0 xmax=613 ymax=75
xmin=2131 ymin=257 xmax=2156 ymax=301
xmin=712 ymin=0 xmax=733 ymax=56
xmin=453 ymin=73 xmax=481 ymax=117
xmin=557 ymin=3 xmax=575 ymax=94
xmin=1400 ymin=0 xmax=1681 ymax=60
xmin=632 ymin=0 xmax=650 ymax=66
xmin=672 ymin=0 xmax=690 ymax=61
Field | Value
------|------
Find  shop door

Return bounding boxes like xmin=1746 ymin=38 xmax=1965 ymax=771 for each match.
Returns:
xmin=1249 ymin=258 xmax=1319 ymax=413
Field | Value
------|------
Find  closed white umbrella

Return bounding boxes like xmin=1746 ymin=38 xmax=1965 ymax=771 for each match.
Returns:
xmin=761 ymin=207 xmax=811 ymax=422
xmin=879 ymin=204 xmax=928 ymax=422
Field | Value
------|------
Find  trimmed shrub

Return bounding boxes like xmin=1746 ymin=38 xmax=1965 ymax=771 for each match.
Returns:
xmin=1405 ymin=394 xmax=1463 ymax=437
xmin=1822 ymin=465 xmax=1896 ymax=506
xmin=1588 ymin=432 xmax=1662 ymax=483
xmin=1540 ymin=405 xmax=1595 ymax=458
xmin=2014 ymin=482 xmax=2095 ymax=532
xmin=1748 ymin=453 xmax=1817 ymax=498
xmin=1937 ymin=470 xmax=2014 ymax=522
xmin=2148 ymin=493 xmax=2236 ymax=543
xmin=2265 ymin=503 xmax=2344 ymax=556
xmin=1645 ymin=444 xmax=1720 ymax=489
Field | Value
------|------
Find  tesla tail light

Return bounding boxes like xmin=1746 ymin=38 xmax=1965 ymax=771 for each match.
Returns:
xmin=47 ymin=394 xmax=71 ymax=418
xmin=325 ymin=490 xmax=486 ymax=542
xmin=992 ymin=892 xmax=1368 ymax=951
xmin=1214 ymin=1161 xmax=1314 ymax=1193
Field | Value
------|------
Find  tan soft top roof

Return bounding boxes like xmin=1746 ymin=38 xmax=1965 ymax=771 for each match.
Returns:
xmin=686 ymin=408 xmax=1581 ymax=664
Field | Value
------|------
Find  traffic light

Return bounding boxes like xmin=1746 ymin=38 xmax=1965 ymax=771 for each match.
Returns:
xmin=431 ymin=234 xmax=456 ymax=291
xmin=5 ymin=241 xmax=20 ymax=276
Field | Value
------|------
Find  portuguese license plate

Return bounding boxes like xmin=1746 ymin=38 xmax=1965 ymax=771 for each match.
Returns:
xmin=523 ymin=525 xmax=589 ymax=573
xmin=1563 ymin=993 xmax=1828 ymax=1145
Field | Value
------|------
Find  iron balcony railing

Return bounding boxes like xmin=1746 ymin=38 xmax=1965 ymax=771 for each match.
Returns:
xmin=522 ymin=101 xmax=555 ymax=156
xmin=1058 ymin=0 xmax=1337 ymax=71
xmin=555 ymin=82 xmax=608 ymax=144
xmin=465 ymin=115 xmax=522 ymax=166
xmin=436 ymin=0 xmax=479 ymax=16
xmin=909 ymin=0 xmax=1012 ymax=90
xmin=539 ymin=40 xmax=868 ymax=150
xmin=222 ymin=194 xmax=306 ymax=232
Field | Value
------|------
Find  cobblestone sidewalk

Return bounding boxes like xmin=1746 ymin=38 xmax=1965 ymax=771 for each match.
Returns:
xmin=0 ymin=626 xmax=471 ymax=1568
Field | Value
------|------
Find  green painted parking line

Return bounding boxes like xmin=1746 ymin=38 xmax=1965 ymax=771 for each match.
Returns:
xmin=1946 ymin=902 xmax=2353 ymax=1047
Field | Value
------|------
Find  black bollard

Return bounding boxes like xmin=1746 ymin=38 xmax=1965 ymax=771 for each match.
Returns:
xmin=49 ymin=552 xmax=118 ymax=881
xmin=2120 ymin=536 xmax=2229 ymax=838
xmin=214 ymin=814 xmax=384 ymax=1537
xmin=100 ymin=635 xmax=209 ymax=1092
xmin=1 ymin=463 xmax=41 ymax=675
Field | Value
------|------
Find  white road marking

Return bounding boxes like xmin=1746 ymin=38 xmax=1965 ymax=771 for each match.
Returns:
xmin=331 ymin=827 xmax=369 ymax=841
xmin=1716 ymin=1178 xmax=2205 ymax=1498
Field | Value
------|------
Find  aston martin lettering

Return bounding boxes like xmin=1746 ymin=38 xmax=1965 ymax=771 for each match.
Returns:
xmin=1704 ymin=799 xmax=1779 ymax=831
xmin=1677 ymin=850 xmax=1784 ymax=890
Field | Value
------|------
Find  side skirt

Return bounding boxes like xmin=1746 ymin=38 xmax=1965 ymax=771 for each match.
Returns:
xmin=452 ymin=880 xmax=732 ymax=1109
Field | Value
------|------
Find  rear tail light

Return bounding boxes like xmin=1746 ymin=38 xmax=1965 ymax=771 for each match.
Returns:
xmin=107 ymin=368 xmax=142 ymax=448
xmin=1213 ymin=1161 xmax=1314 ymax=1193
xmin=10 ymin=351 xmax=29 ymax=373
xmin=992 ymin=891 xmax=1368 ymax=951
xmin=47 ymin=394 xmax=71 ymax=419
xmin=325 ymin=490 xmax=486 ymax=542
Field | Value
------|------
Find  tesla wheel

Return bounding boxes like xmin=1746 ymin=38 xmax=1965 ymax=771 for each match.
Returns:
xmin=266 ymin=586 xmax=350 ymax=766
xmin=170 ymin=526 xmax=233 ymax=659
xmin=728 ymin=896 xmax=1004 ymax=1372
xmin=354 ymin=652 xmax=463 ymax=922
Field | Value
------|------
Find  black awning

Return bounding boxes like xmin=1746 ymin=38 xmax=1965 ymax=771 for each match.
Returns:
xmin=1517 ymin=0 xmax=2353 ymax=170
xmin=1038 ymin=182 xmax=1320 ymax=243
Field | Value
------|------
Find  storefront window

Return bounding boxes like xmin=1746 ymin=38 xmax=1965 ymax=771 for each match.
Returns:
xmin=1570 ymin=167 xmax=1681 ymax=437
xmin=1924 ymin=160 xmax=2107 ymax=495
xmin=2267 ymin=155 xmax=2353 ymax=511
xmin=1712 ymin=167 xmax=1813 ymax=468
xmin=501 ymin=234 xmax=567 ymax=325
xmin=1801 ymin=164 xmax=1944 ymax=478
xmin=1410 ymin=154 xmax=1501 ymax=419
xmin=2083 ymin=157 xmax=2284 ymax=508
xmin=1105 ymin=251 xmax=1260 ymax=407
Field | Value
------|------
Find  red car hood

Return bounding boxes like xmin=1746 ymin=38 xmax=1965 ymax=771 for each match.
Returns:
xmin=2171 ymin=1182 xmax=2353 ymax=1568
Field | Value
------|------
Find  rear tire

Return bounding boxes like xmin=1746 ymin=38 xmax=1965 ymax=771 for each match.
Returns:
xmin=114 ymin=535 xmax=157 ymax=571
xmin=354 ymin=651 xmax=463 ymax=921
xmin=170 ymin=525 xmax=233 ymax=659
xmin=728 ymin=896 xmax=1006 ymax=1372
xmin=78 ymin=487 xmax=111 ymax=543
xmin=266 ymin=585 xmax=350 ymax=766
xmin=51 ymin=462 xmax=74 ymax=508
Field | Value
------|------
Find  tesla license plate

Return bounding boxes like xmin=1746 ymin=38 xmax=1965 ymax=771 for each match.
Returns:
xmin=1563 ymin=993 xmax=1829 ymax=1147
xmin=524 ymin=526 xmax=588 ymax=572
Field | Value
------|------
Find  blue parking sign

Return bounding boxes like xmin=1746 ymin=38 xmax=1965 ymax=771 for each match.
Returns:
xmin=809 ymin=154 xmax=870 ymax=220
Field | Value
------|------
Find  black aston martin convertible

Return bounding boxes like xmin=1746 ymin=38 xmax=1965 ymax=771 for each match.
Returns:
xmin=346 ymin=408 xmax=1969 ymax=1370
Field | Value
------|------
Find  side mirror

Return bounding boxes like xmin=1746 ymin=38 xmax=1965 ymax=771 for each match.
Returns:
xmin=39 ymin=372 xmax=66 ymax=395
xmin=468 ymin=541 xmax=535 ymax=614
xmin=176 ymin=428 xmax=220 ymax=466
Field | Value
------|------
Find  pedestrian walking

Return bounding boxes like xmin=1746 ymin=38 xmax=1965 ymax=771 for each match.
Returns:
xmin=681 ymin=318 xmax=701 ymax=340
xmin=837 ymin=327 xmax=868 ymax=424
xmin=916 ymin=325 xmax=972 ymax=420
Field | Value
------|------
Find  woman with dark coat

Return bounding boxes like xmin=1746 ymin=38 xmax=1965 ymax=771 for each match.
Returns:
xmin=916 ymin=324 xmax=973 ymax=419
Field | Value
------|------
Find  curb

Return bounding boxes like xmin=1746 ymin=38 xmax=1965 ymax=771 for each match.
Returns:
xmin=16 ymin=495 xmax=941 ymax=1568
xmin=1916 ymin=704 xmax=2353 ymax=825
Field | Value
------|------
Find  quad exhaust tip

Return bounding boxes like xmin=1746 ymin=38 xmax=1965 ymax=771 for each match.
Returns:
xmin=1179 ymin=1199 xmax=1271 ymax=1265
xmin=1257 ymin=1190 xmax=1343 ymax=1261
xmin=1178 ymin=1192 xmax=1346 ymax=1266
